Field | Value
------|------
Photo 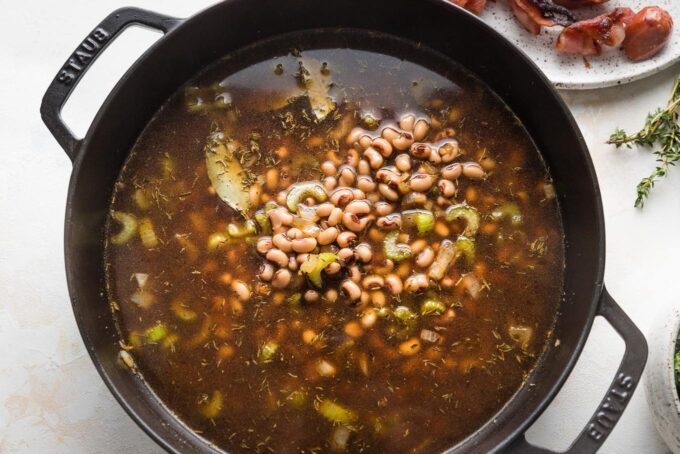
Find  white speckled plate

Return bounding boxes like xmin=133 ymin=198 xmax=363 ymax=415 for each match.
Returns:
xmin=478 ymin=0 xmax=680 ymax=89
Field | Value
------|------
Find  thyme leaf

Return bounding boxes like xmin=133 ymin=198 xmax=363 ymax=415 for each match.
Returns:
xmin=607 ymin=74 xmax=680 ymax=208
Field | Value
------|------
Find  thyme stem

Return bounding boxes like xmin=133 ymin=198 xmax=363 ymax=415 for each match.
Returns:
xmin=607 ymin=74 xmax=680 ymax=207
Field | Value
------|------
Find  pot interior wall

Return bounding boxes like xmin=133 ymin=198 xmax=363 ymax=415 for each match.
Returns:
xmin=65 ymin=0 xmax=603 ymax=452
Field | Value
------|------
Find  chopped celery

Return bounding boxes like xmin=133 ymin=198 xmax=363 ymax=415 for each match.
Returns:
xmin=171 ymin=299 xmax=197 ymax=322
xmin=254 ymin=209 xmax=272 ymax=235
xmin=300 ymin=253 xmax=338 ymax=288
xmin=421 ymin=299 xmax=446 ymax=315
xmin=455 ymin=236 xmax=476 ymax=263
xmin=138 ymin=218 xmax=159 ymax=248
xmin=286 ymin=181 xmax=328 ymax=212
xmin=428 ymin=239 xmax=456 ymax=281
xmin=227 ymin=219 xmax=257 ymax=238
xmin=402 ymin=210 xmax=435 ymax=236
xmin=258 ymin=340 xmax=279 ymax=363
xmin=144 ymin=323 xmax=167 ymax=343
xmin=200 ymin=390 xmax=224 ymax=419
xmin=491 ymin=202 xmax=523 ymax=226
xmin=393 ymin=306 xmax=418 ymax=321
xmin=383 ymin=231 xmax=412 ymax=262
xmin=317 ymin=400 xmax=358 ymax=425
xmin=445 ymin=204 xmax=480 ymax=237
xmin=110 ymin=211 xmax=138 ymax=245
xmin=286 ymin=389 xmax=308 ymax=408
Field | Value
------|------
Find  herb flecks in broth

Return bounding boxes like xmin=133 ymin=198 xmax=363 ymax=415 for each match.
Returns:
xmin=106 ymin=45 xmax=564 ymax=453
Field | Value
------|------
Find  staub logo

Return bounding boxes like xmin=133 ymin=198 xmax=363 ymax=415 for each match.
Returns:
xmin=57 ymin=27 xmax=110 ymax=85
xmin=586 ymin=373 xmax=635 ymax=441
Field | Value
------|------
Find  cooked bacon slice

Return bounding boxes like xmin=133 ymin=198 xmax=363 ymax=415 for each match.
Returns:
xmin=448 ymin=0 xmax=487 ymax=15
xmin=553 ymin=0 xmax=610 ymax=8
xmin=509 ymin=0 xmax=557 ymax=35
xmin=556 ymin=7 xmax=634 ymax=55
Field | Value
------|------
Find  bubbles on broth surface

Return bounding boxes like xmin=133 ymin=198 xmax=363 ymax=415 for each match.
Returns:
xmin=105 ymin=33 xmax=564 ymax=453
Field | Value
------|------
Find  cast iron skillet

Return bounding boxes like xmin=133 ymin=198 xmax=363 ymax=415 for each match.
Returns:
xmin=40 ymin=1 xmax=647 ymax=452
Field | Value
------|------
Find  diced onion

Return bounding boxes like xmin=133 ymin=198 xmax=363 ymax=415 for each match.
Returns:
xmin=420 ymin=329 xmax=441 ymax=343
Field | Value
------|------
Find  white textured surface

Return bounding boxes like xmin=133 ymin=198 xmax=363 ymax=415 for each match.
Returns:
xmin=1 ymin=1 xmax=679 ymax=453
xmin=480 ymin=0 xmax=680 ymax=89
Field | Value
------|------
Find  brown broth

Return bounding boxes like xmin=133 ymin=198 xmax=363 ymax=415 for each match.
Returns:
xmin=106 ymin=35 xmax=564 ymax=454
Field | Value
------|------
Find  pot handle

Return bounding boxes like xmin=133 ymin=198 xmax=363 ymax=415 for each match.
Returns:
xmin=506 ymin=287 xmax=647 ymax=453
xmin=40 ymin=7 xmax=181 ymax=162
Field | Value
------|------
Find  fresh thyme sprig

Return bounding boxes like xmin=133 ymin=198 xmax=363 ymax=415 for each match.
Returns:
xmin=608 ymin=75 xmax=680 ymax=208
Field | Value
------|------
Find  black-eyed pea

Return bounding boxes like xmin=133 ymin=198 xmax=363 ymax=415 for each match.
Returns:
xmin=258 ymin=262 xmax=274 ymax=281
xmin=324 ymin=288 xmax=338 ymax=303
xmin=462 ymin=162 xmax=485 ymax=180
xmin=288 ymin=256 xmax=298 ymax=271
xmin=323 ymin=176 xmax=337 ymax=192
xmin=363 ymin=147 xmax=384 ymax=169
xmin=361 ymin=309 xmax=378 ymax=328
xmin=316 ymin=202 xmax=334 ymax=218
xmin=399 ymin=338 xmax=421 ymax=356
xmin=338 ymin=247 xmax=355 ymax=264
xmin=371 ymin=137 xmax=393 ymax=158
xmin=256 ymin=236 xmax=273 ymax=255
xmin=404 ymin=273 xmax=429 ymax=292
xmin=438 ymin=179 xmax=456 ymax=198
xmin=434 ymin=221 xmax=450 ymax=237
xmin=321 ymin=161 xmax=337 ymax=177
xmin=338 ymin=165 xmax=357 ymax=187
xmin=381 ymin=126 xmax=400 ymax=142
xmin=413 ymin=119 xmax=430 ymax=141
xmin=328 ymin=207 xmax=344 ymax=226
xmin=395 ymin=153 xmax=412 ymax=172
xmin=357 ymin=159 xmax=371 ymax=175
xmin=348 ymin=265 xmax=362 ymax=284
xmin=337 ymin=231 xmax=357 ymax=248
xmin=358 ymin=134 xmax=373 ymax=150
xmin=330 ymin=188 xmax=354 ymax=207
xmin=415 ymin=247 xmax=435 ymax=268
xmin=317 ymin=227 xmax=339 ymax=245
xmin=410 ymin=239 xmax=427 ymax=255
xmin=346 ymin=127 xmax=365 ymax=145
xmin=346 ymin=199 xmax=372 ymax=215
xmin=410 ymin=142 xmax=432 ymax=160
xmin=392 ymin=131 xmax=414 ymax=150
xmin=325 ymin=261 xmax=342 ymax=276
xmin=345 ymin=149 xmax=360 ymax=168
xmin=354 ymin=243 xmax=373 ymax=263
xmin=409 ymin=174 xmax=435 ymax=192
xmin=341 ymin=279 xmax=361 ymax=301
xmin=272 ymin=233 xmax=293 ymax=252
xmin=374 ymin=201 xmax=395 ymax=216
xmin=357 ymin=175 xmax=377 ymax=193
xmin=266 ymin=248 xmax=289 ymax=267
xmin=272 ymin=269 xmax=292 ymax=289
xmin=385 ymin=274 xmax=403 ymax=295
xmin=441 ymin=163 xmax=463 ymax=180
xmin=362 ymin=275 xmax=384 ymax=290
xmin=304 ymin=290 xmax=320 ymax=303
xmin=291 ymin=237 xmax=317 ymax=253
xmin=265 ymin=168 xmax=279 ymax=191
xmin=378 ymin=184 xmax=399 ymax=202
xmin=376 ymin=213 xmax=402 ymax=230
xmin=399 ymin=114 xmax=416 ymax=131
xmin=370 ymin=290 xmax=386 ymax=307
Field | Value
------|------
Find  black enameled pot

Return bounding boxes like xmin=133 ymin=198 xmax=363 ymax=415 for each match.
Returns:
xmin=41 ymin=1 xmax=647 ymax=452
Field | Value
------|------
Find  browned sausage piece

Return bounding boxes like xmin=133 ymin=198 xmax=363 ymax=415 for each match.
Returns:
xmin=623 ymin=6 xmax=674 ymax=62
